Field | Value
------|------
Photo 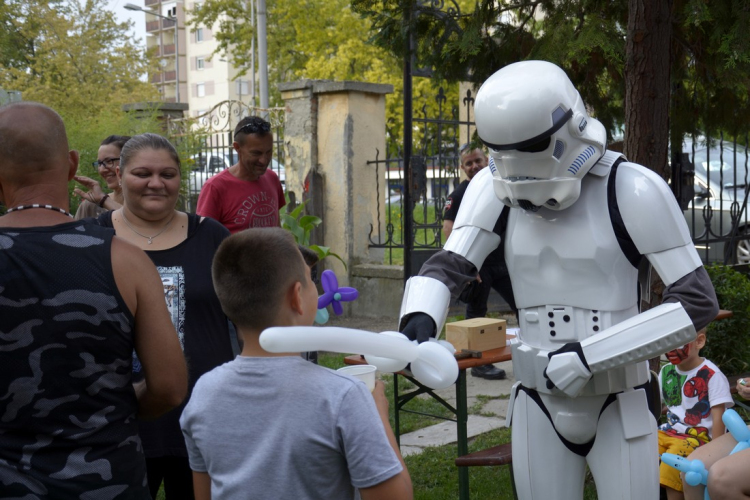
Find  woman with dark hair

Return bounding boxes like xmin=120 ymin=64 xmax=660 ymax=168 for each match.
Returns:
xmin=73 ymin=134 xmax=129 ymax=219
xmin=97 ymin=133 xmax=236 ymax=500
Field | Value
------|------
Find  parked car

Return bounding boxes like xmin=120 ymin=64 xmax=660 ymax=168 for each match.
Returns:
xmin=187 ymin=151 xmax=285 ymax=195
xmin=681 ymin=137 xmax=750 ymax=264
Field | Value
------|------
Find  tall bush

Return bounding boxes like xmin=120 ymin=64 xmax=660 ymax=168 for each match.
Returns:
xmin=704 ymin=264 xmax=750 ymax=375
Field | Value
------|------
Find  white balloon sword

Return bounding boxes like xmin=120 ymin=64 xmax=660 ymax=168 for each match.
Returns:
xmin=259 ymin=326 xmax=459 ymax=390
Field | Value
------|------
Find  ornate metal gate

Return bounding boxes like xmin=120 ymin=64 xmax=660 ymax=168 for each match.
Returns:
xmin=367 ymin=87 xmax=476 ymax=273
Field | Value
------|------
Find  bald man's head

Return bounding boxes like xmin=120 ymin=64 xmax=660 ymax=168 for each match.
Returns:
xmin=0 ymin=102 xmax=71 ymax=180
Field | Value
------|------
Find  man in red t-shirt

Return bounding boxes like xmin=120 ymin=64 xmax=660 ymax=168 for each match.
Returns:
xmin=197 ymin=116 xmax=286 ymax=233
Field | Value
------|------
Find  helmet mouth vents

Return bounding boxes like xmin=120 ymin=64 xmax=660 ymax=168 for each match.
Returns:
xmin=518 ymin=200 xmax=541 ymax=212
xmin=553 ymin=140 xmax=565 ymax=159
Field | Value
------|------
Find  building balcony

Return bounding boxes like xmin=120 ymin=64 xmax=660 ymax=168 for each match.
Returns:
xmin=145 ymin=0 xmax=158 ymax=5
xmin=146 ymin=18 xmax=176 ymax=33
xmin=163 ymin=70 xmax=176 ymax=82
xmin=162 ymin=44 xmax=176 ymax=56
xmin=150 ymin=73 xmax=162 ymax=84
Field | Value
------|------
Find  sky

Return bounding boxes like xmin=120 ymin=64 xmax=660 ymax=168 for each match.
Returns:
xmin=106 ymin=0 xmax=147 ymax=47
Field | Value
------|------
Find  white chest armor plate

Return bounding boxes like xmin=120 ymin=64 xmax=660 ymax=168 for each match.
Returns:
xmin=506 ymin=166 xmax=647 ymax=394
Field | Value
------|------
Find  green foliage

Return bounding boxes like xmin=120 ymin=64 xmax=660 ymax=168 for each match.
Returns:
xmin=0 ymin=0 xmax=163 ymax=213
xmin=188 ymin=0 xmax=460 ymax=149
xmin=352 ymin=0 xmax=750 ymax=142
xmin=0 ymin=0 xmax=158 ymax=115
xmin=704 ymin=264 xmax=750 ymax=375
xmin=281 ymin=197 xmax=346 ymax=268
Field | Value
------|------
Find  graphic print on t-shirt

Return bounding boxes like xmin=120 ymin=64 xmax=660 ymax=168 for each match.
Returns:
xmin=158 ymin=266 xmax=186 ymax=350
xmin=233 ymin=191 xmax=279 ymax=228
xmin=660 ymin=363 xmax=716 ymax=440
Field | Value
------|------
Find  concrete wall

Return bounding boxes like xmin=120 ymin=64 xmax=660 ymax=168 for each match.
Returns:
xmin=280 ymin=80 xmax=393 ymax=288
xmin=350 ymin=264 xmax=403 ymax=321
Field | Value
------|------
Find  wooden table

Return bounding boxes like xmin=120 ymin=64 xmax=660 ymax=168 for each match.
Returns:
xmin=344 ymin=345 xmax=512 ymax=500
xmin=716 ymin=309 xmax=733 ymax=321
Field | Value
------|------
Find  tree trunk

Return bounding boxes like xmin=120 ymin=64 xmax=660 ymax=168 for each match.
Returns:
xmin=625 ymin=0 xmax=674 ymax=374
xmin=624 ymin=0 xmax=673 ymax=181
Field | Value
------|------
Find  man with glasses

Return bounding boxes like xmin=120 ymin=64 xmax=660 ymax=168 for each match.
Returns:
xmin=442 ymin=144 xmax=516 ymax=380
xmin=197 ymin=116 xmax=285 ymax=233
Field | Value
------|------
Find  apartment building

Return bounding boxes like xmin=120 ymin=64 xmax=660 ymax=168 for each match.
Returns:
xmin=140 ymin=0 xmax=253 ymax=119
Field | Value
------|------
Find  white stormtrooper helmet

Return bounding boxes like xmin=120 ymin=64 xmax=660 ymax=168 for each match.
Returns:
xmin=474 ymin=60 xmax=606 ymax=211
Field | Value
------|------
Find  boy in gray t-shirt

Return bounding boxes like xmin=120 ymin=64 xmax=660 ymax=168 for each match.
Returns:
xmin=180 ymin=228 xmax=413 ymax=500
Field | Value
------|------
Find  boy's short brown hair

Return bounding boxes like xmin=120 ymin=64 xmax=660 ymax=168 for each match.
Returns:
xmin=212 ymin=228 xmax=313 ymax=330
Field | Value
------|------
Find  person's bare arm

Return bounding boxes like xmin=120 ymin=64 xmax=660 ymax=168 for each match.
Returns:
xmin=711 ymin=404 xmax=727 ymax=437
xmin=683 ymin=431 xmax=749 ymax=500
xmin=442 ymin=220 xmax=454 ymax=241
xmin=111 ymin=236 xmax=187 ymax=418
xmin=192 ymin=471 xmax=211 ymax=500
xmin=73 ymin=175 xmax=122 ymax=211
xmin=359 ymin=380 xmax=413 ymax=500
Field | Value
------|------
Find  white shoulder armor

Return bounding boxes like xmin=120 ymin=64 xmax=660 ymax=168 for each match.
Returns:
xmin=443 ymin=167 xmax=504 ymax=269
xmin=615 ymin=162 xmax=701 ymax=285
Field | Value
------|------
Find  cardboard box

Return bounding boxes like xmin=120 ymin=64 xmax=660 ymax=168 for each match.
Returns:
xmin=445 ymin=318 xmax=508 ymax=351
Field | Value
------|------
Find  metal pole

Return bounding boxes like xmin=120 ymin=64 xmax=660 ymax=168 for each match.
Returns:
xmin=402 ymin=2 xmax=414 ymax=282
xmin=257 ymin=0 xmax=269 ymax=116
xmin=251 ymin=0 xmax=256 ymax=108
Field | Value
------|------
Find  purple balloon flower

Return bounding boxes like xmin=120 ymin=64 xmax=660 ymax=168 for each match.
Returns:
xmin=317 ymin=270 xmax=359 ymax=315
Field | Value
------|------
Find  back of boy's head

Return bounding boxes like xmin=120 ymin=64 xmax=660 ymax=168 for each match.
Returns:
xmin=212 ymin=227 xmax=310 ymax=330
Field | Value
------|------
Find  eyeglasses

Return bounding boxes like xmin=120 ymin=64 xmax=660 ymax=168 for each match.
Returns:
xmin=92 ymin=157 xmax=120 ymax=169
xmin=234 ymin=121 xmax=271 ymax=138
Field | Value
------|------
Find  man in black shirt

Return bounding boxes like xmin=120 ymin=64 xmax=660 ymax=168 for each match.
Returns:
xmin=443 ymin=145 xmax=516 ymax=380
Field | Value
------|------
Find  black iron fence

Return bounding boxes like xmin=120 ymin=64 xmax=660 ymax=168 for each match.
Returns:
xmin=678 ymin=134 xmax=750 ymax=265
xmin=368 ymin=87 xmax=475 ymax=266
xmin=368 ymin=90 xmax=750 ymax=269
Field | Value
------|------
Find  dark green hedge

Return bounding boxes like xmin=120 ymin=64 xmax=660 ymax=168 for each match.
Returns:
xmin=704 ymin=264 xmax=750 ymax=375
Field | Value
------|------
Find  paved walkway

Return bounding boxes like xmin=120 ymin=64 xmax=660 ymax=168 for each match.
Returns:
xmin=327 ymin=313 xmax=517 ymax=456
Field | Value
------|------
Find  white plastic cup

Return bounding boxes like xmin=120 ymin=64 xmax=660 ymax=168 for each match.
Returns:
xmin=337 ymin=365 xmax=377 ymax=392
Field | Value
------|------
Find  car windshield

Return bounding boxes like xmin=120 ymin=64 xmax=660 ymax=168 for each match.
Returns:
xmin=685 ymin=138 xmax=750 ymax=189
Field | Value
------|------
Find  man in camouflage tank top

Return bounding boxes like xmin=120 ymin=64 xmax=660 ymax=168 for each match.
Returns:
xmin=0 ymin=102 xmax=187 ymax=499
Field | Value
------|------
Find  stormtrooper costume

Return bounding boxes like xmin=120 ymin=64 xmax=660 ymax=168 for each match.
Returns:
xmin=399 ymin=61 xmax=718 ymax=499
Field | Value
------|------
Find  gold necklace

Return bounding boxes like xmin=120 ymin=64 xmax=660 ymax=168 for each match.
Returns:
xmin=120 ymin=210 xmax=176 ymax=245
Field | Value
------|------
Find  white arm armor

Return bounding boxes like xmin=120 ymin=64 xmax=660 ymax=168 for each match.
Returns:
xmin=615 ymin=162 xmax=702 ymax=285
xmin=399 ymin=276 xmax=451 ymax=338
xmin=546 ymin=302 xmax=696 ymax=397
xmin=443 ymin=167 xmax=504 ymax=270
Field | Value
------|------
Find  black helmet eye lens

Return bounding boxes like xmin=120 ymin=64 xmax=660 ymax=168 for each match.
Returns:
xmin=517 ymin=136 xmax=550 ymax=153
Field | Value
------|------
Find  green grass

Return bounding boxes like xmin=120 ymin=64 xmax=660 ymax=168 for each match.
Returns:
xmin=382 ymin=203 xmax=443 ymax=266
xmin=319 ymin=351 xmax=601 ymax=499
xmin=405 ymin=427 xmax=600 ymax=499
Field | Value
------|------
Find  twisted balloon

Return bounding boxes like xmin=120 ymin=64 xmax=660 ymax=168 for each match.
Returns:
xmin=317 ymin=270 xmax=358 ymax=315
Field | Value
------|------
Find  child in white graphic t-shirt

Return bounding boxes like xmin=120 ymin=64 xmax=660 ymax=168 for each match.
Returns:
xmin=657 ymin=328 xmax=733 ymax=500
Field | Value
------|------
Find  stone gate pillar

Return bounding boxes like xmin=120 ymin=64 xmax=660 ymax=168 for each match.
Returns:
xmin=280 ymin=80 xmax=393 ymax=287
